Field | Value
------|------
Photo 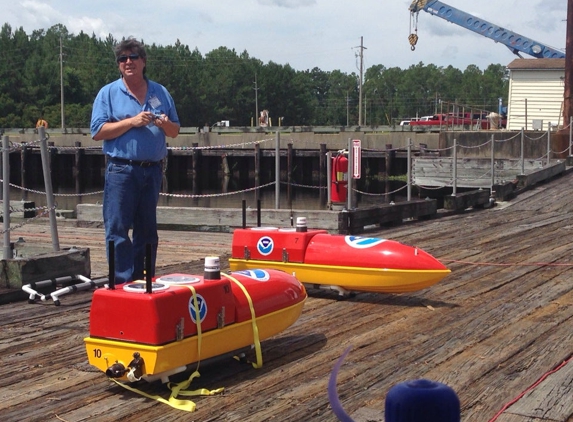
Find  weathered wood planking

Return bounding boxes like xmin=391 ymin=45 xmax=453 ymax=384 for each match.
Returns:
xmin=412 ymin=157 xmax=549 ymax=188
xmin=499 ymin=346 xmax=573 ymax=421
xmin=341 ymin=199 xmax=438 ymax=234
xmin=77 ymin=204 xmax=343 ymax=233
xmin=0 ymin=171 xmax=572 ymax=421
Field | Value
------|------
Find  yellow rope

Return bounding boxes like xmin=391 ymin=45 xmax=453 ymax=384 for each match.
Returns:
xmin=109 ymin=274 xmax=265 ymax=411
xmin=222 ymin=272 xmax=264 ymax=368
xmin=112 ymin=284 xmax=224 ymax=412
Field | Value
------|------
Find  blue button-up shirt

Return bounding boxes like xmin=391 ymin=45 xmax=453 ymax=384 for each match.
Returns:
xmin=90 ymin=77 xmax=180 ymax=162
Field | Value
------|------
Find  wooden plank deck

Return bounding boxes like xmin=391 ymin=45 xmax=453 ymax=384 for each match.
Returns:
xmin=1 ymin=171 xmax=573 ymax=421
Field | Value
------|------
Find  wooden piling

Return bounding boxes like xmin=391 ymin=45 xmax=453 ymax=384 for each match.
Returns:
xmin=287 ymin=143 xmax=294 ymax=206
xmin=385 ymin=144 xmax=394 ymax=203
xmin=254 ymin=143 xmax=261 ymax=202
xmin=191 ymin=142 xmax=199 ymax=195
xmin=74 ymin=141 xmax=84 ymax=195
xmin=319 ymin=143 xmax=326 ymax=204
xmin=20 ymin=145 xmax=28 ymax=200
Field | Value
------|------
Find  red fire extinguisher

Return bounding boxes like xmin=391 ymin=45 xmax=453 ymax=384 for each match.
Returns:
xmin=331 ymin=153 xmax=348 ymax=203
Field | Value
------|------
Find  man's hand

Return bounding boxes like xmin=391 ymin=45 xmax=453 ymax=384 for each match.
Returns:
xmin=153 ymin=114 xmax=180 ymax=138
xmin=132 ymin=111 xmax=156 ymax=127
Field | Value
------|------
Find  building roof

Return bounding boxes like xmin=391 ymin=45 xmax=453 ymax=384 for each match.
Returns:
xmin=507 ymin=58 xmax=565 ymax=70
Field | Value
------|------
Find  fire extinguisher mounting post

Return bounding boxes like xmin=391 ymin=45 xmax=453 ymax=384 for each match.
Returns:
xmin=347 ymin=138 xmax=354 ymax=210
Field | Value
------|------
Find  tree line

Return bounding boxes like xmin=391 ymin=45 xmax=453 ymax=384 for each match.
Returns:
xmin=0 ymin=23 xmax=509 ymax=129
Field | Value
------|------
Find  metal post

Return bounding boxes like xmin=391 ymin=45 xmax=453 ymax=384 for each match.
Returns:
xmin=525 ymin=98 xmax=528 ymax=130
xmin=2 ymin=135 xmax=11 ymax=260
xmin=407 ymin=139 xmax=412 ymax=201
xmin=452 ymin=138 xmax=458 ymax=196
xmin=520 ymin=128 xmax=525 ymax=175
xmin=498 ymin=97 xmax=503 ymax=128
xmin=347 ymin=138 xmax=353 ymax=210
xmin=38 ymin=126 xmax=60 ymax=251
xmin=490 ymin=135 xmax=495 ymax=189
xmin=547 ymin=122 xmax=551 ymax=166
xmin=326 ymin=151 xmax=332 ymax=210
xmin=569 ymin=116 xmax=572 ymax=157
xmin=60 ymin=36 xmax=65 ymax=132
xmin=275 ymin=131 xmax=280 ymax=209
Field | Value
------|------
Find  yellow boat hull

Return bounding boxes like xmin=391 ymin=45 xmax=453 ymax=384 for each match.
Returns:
xmin=229 ymin=259 xmax=450 ymax=293
xmin=84 ymin=299 xmax=305 ymax=380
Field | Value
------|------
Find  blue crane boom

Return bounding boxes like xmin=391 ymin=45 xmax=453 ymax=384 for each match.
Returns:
xmin=408 ymin=0 xmax=565 ymax=59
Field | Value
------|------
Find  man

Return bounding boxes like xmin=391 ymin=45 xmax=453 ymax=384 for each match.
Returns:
xmin=90 ymin=38 xmax=180 ymax=284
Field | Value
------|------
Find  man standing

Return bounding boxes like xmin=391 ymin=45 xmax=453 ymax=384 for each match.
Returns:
xmin=90 ymin=38 xmax=180 ymax=284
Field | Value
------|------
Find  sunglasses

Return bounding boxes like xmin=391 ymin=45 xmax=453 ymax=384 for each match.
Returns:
xmin=117 ymin=53 xmax=140 ymax=63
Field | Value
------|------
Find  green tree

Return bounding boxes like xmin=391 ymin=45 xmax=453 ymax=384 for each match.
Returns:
xmin=0 ymin=23 xmax=510 ymax=129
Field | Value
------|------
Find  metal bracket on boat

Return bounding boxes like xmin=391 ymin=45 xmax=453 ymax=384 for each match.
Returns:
xmin=126 ymin=352 xmax=145 ymax=382
xmin=217 ymin=307 xmax=226 ymax=328
xmin=141 ymin=366 xmax=188 ymax=384
xmin=309 ymin=283 xmax=352 ymax=298
xmin=282 ymin=248 xmax=289 ymax=263
xmin=176 ymin=317 xmax=184 ymax=341
xmin=243 ymin=246 xmax=251 ymax=260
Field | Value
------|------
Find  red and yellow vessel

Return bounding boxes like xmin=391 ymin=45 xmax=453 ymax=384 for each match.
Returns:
xmin=229 ymin=222 xmax=450 ymax=295
xmin=84 ymin=266 xmax=306 ymax=383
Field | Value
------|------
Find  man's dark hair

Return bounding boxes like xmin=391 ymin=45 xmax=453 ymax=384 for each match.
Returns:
xmin=114 ymin=38 xmax=147 ymax=74
xmin=114 ymin=38 xmax=147 ymax=60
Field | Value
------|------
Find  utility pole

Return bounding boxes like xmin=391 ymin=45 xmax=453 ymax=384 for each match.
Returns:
xmin=562 ymin=0 xmax=573 ymax=129
xmin=364 ymin=93 xmax=367 ymax=126
xmin=346 ymin=91 xmax=349 ymax=126
xmin=254 ymin=73 xmax=259 ymax=126
xmin=60 ymin=36 xmax=65 ymax=132
xmin=356 ymin=36 xmax=367 ymax=126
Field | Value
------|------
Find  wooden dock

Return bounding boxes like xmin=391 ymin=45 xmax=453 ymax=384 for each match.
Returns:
xmin=0 ymin=171 xmax=572 ymax=421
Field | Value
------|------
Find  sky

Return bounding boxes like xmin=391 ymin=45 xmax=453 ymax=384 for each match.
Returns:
xmin=1 ymin=0 xmax=567 ymax=74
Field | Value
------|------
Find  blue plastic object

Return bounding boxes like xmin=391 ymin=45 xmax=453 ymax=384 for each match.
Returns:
xmin=385 ymin=379 xmax=460 ymax=422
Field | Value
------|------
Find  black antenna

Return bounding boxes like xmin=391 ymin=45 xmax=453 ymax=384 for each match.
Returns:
xmin=242 ymin=199 xmax=247 ymax=228
xmin=145 ymin=243 xmax=152 ymax=294
xmin=257 ymin=199 xmax=261 ymax=227
xmin=108 ymin=240 xmax=115 ymax=290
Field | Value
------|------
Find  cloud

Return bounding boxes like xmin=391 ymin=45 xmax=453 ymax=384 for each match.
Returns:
xmin=67 ymin=16 xmax=111 ymax=38
xmin=257 ymin=0 xmax=316 ymax=8
xmin=8 ymin=0 xmax=114 ymax=39
xmin=21 ymin=0 xmax=55 ymax=16
xmin=0 ymin=0 xmax=567 ymax=74
xmin=16 ymin=0 xmax=60 ymax=29
xmin=524 ymin=1 xmax=566 ymax=36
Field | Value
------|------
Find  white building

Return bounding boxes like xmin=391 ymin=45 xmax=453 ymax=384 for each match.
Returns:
xmin=506 ymin=58 xmax=565 ymax=131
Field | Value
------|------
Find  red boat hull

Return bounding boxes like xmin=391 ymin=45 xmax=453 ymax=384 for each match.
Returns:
xmin=229 ymin=228 xmax=450 ymax=294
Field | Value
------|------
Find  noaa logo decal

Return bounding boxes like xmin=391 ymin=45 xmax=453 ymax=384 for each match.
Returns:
xmin=257 ymin=236 xmax=274 ymax=256
xmin=233 ymin=269 xmax=270 ymax=282
xmin=188 ymin=294 xmax=207 ymax=323
xmin=344 ymin=235 xmax=386 ymax=249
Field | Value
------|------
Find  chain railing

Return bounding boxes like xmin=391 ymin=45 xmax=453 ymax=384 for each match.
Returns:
xmin=2 ymin=127 xmax=60 ymax=258
xmin=2 ymin=126 xmax=571 ymax=229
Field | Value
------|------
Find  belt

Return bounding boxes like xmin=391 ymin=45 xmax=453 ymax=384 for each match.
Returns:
xmin=109 ymin=157 xmax=161 ymax=168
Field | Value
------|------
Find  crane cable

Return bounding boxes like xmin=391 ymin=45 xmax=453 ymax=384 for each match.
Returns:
xmin=409 ymin=9 xmax=419 ymax=51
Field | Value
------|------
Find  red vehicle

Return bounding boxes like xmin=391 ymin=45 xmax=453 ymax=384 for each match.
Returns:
xmin=408 ymin=114 xmax=449 ymax=129
xmin=409 ymin=112 xmax=506 ymax=130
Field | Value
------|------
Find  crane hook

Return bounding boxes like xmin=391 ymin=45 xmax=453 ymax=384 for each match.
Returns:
xmin=408 ymin=33 xmax=419 ymax=51
xmin=408 ymin=9 xmax=419 ymax=52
